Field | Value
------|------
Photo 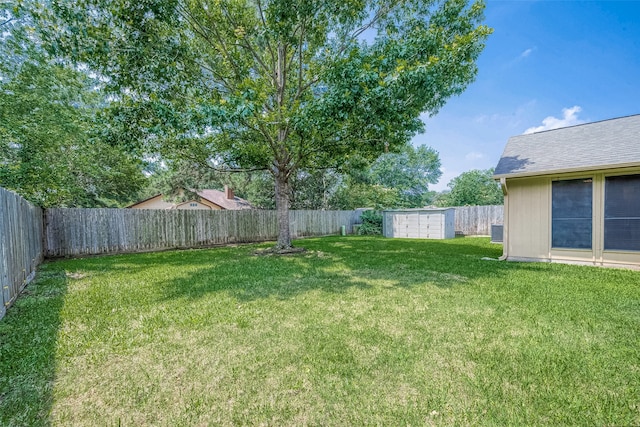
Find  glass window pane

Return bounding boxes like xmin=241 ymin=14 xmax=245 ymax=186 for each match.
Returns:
xmin=552 ymin=219 xmax=592 ymax=249
xmin=552 ymin=179 xmax=592 ymax=249
xmin=605 ymin=175 xmax=640 ymax=251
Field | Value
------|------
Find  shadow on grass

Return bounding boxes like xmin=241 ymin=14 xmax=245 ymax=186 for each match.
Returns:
xmin=0 ymin=265 xmax=68 ymax=426
xmin=50 ymin=236 xmax=638 ymax=306
xmin=142 ymin=236 xmax=560 ymax=303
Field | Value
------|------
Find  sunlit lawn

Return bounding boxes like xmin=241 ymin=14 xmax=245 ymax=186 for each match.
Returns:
xmin=1 ymin=236 xmax=639 ymax=425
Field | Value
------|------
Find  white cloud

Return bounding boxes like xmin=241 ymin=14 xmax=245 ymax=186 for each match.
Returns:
xmin=504 ymin=47 xmax=536 ymax=68
xmin=465 ymin=151 xmax=484 ymax=161
xmin=523 ymin=106 xmax=584 ymax=134
xmin=519 ymin=48 xmax=534 ymax=59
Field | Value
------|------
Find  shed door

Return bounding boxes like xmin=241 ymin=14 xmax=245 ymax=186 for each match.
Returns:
xmin=406 ymin=213 xmax=420 ymax=238
xmin=420 ymin=212 xmax=443 ymax=239
xmin=392 ymin=213 xmax=405 ymax=237
xmin=419 ymin=212 xmax=431 ymax=238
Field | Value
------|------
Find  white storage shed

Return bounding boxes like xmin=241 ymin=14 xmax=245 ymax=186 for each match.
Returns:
xmin=383 ymin=208 xmax=455 ymax=239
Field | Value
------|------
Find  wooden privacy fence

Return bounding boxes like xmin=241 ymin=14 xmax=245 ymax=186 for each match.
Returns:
xmin=0 ymin=188 xmax=43 ymax=320
xmin=0 ymin=185 xmax=503 ymax=320
xmin=44 ymin=208 xmax=363 ymax=257
xmin=453 ymin=205 xmax=504 ymax=236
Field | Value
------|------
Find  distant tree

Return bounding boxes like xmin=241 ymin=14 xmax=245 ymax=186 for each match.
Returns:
xmin=290 ymin=169 xmax=341 ymax=210
xmin=47 ymin=0 xmax=492 ymax=249
xmin=329 ymin=144 xmax=440 ymax=209
xmin=436 ymin=168 xmax=503 ymax=206
xmin=330 ymin=183 xmax=401 ymax=210
xmin=369 ymin=144 xmax=441 ymax=207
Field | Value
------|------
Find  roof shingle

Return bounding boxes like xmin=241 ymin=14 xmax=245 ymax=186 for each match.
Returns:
xmin=494 ymin=114 xmax=640 ymax=178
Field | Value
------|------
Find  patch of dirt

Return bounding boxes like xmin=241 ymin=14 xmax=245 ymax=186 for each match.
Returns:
xmin=66 ymin=272 xmax=88 ymax=280
xmin=253 ymin=247 xmax=307 ymax=256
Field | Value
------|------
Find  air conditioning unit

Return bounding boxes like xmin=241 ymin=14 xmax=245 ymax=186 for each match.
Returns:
xmin=491 ymin=224 xmax=504 ymax=243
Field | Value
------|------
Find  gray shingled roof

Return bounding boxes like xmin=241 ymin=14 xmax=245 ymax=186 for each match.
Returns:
xmin=494 ymin=114 xmax=640 ymax=178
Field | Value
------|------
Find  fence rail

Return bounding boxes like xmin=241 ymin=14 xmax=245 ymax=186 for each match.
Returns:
xmin=0 ymin=188 xmax=43 ymax=320
xmin=453 ymin=205 xmax=504 ymax=236
xmin=44 ymin=208 xmax=362 ymax=258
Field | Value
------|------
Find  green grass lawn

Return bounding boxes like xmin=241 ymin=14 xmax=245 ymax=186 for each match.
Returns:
xmin=1 ymin=236 xmax=639 ymax=425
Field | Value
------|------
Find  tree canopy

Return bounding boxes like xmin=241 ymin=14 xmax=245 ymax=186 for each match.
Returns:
xmin=0 ymin=1 xmax=147 ymax=207
xmin=370 ymin=144 xmax=441 ymax=206
xmin=331 ymin=144 xmax=441 ymax=209
xmin=436 ymin=168 xmax=503 ymax=206
xmin=47 ymin=0 xmax=492 ymax=247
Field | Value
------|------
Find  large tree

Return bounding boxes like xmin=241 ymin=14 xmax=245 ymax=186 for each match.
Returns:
xmin=48 ymin=0 xmax=491 ymax=248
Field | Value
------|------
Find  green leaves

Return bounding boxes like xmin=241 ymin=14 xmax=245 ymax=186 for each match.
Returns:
xmin=370 ymin=144 xmax=442 ymax=205
xmin=0 ymin=61 xmax=146 ymax=207
xmin=0 ymin=1 xmax=146 ymax=207
xmin=437 ymin=168 xmax=503 ymax=207
xmin=46 ymin=0 xmax=491 ymax=173
xmin=329 ymin=144 xmax=442 ymax=209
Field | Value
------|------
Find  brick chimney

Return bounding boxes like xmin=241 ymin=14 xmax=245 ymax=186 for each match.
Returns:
xmin=224 ymin=185 xmax=234 ymax=200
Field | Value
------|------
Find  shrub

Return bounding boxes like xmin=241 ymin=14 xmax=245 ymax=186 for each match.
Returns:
xmin=358 ymin=210 xmax=383 ymax=235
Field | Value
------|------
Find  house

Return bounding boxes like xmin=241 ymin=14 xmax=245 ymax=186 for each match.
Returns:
xmin=128 ymin=186 xmax=253 ymax=210
xmin=494 ymin=114 xmax=640 ymax=268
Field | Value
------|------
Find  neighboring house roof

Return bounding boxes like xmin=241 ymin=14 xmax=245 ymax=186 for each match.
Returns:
xmin=127 ymin=188 xmax=253 ymax=210
xmin=126 ymin=194 xmax=171 ymax=209
xmin=195 ymin=189 xmax=253 ymax=210
xmin=494 ymin=114 xmax=640 ymax=179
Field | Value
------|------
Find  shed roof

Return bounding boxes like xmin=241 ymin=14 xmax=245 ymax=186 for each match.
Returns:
xmin=494 ymin=114 xmax=640 ymax=178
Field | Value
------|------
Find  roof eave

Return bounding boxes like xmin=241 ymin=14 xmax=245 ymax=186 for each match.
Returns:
xmin=126 ymin=193 xmax=164 ymax=208
xmin=493 ymin=161 xmax=640 ymax=180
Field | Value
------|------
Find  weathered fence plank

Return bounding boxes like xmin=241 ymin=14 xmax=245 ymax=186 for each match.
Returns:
xmin=0 ymin=188 xmax=44 ymax=320
xmin=43 ymin=208 xmax=363 ymax=258
xmin=453 ymin=205 xmax=504 ymax=236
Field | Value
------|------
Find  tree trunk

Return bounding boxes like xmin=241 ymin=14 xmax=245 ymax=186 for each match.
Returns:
xmin=273 ymin=42 xmax=293 ymax=250
xmin=274 ymin=170 xmax=292 ymax=249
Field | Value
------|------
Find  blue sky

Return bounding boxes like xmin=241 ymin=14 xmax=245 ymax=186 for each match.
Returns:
xmin=416 ymin=0 xmax=640 ymax=191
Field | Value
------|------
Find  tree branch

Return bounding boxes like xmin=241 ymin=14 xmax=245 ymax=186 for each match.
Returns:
xmin=254 ymin=0 xmax=276 ymax=67
xmin=312 ymin=0 xmax=401 ymax=76
xmin=183 ymin=150 xmax=268 ymax=173
xmin=176 ymin=2 xmax=245 ymax=84
xmin=217 ymin=2 xmax=273 ymax=81
xmin=197 ymin=59 xmax=235 ymax=93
